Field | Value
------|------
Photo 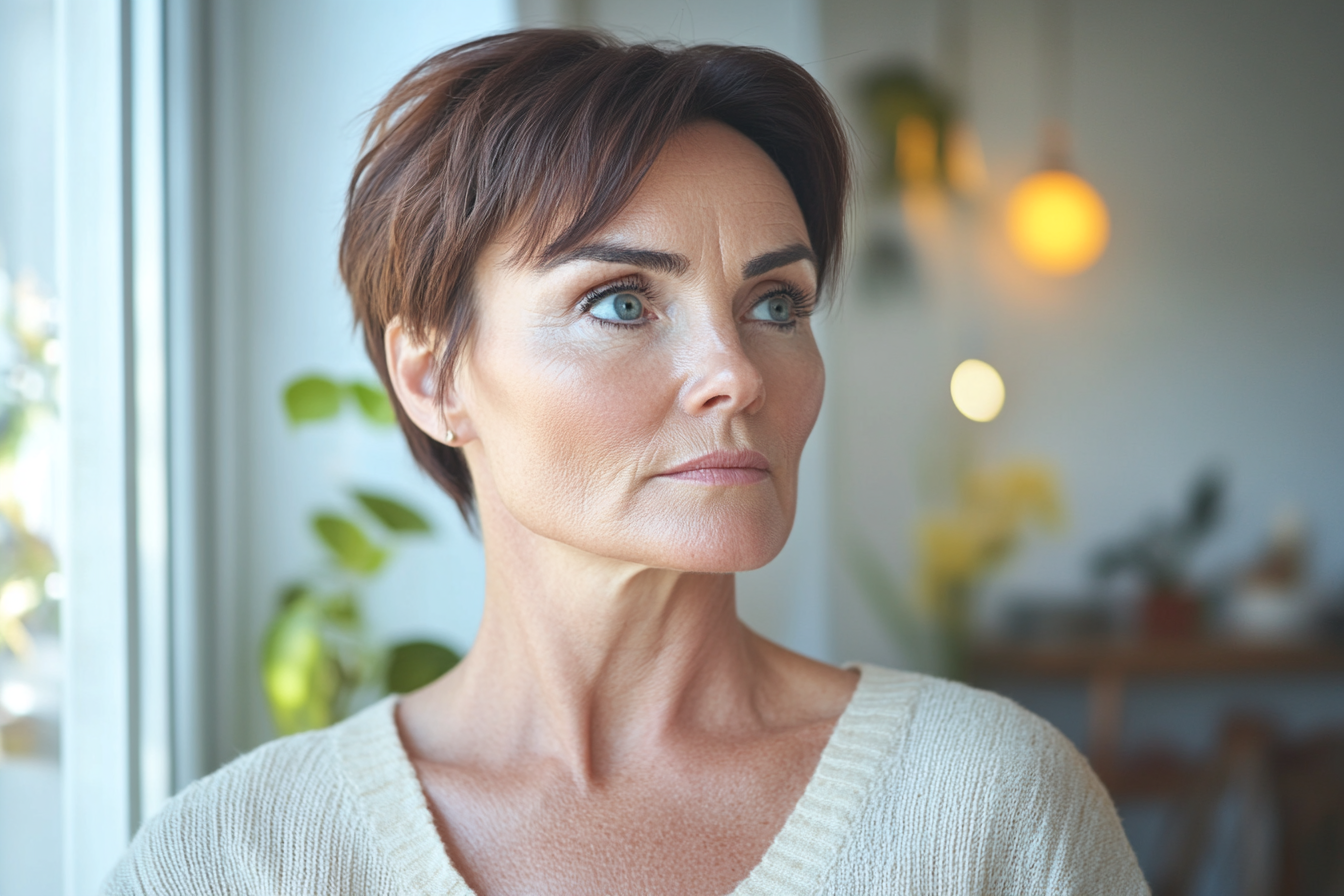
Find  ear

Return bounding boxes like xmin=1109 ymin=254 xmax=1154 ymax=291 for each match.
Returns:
xmin=384 ymin=317 xmax=475 ymax=445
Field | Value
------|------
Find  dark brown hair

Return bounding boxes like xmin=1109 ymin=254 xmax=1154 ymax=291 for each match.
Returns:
xmin=339 ymin=28 xmax=850 ymax=523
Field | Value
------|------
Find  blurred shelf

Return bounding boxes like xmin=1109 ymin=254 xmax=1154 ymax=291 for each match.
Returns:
xmin=1103 ymin=752 xmax=1199 ymax=801
xmin=971 ymin=638 xmax=1344 ymax=679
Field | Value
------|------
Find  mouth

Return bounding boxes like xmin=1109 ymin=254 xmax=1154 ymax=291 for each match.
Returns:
xmin=657 ymin=450 xmax=771 ymax=486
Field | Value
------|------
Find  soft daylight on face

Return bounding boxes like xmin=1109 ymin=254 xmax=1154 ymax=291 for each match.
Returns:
xmin=457 ymin=120 xmax=825 ymax=572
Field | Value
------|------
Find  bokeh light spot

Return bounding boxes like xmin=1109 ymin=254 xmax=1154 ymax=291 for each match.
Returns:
xmin=950 ymin=359 xmax=1006 ymax=422
xmin=1006 ymin=169 xmax=1110 ymax=275
xmin=1 ymin=682 xmax=36 ymax=716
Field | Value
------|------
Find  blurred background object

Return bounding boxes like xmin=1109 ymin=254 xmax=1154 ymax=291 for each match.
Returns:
xmin=0 ymin=263 xmax=63 ymax=896
xmin=822 ymin=0 xmax=1344 ymax=887
xmin=1090 ymin=467 xmax=1225 ymax=641
xmin=855 ymin=457 xmax=1063 ymax=678
xmin=1224 ymin=508 xmax=1315 ymax=643
xmin=0 ymin=267 xmax=62 ymax=751
xmin=1004 ymin=0 xmax=1110 ymax=276
xmin=4 ymin=0 xmax=1343 ymax=891
xmin=1 ymin=0 xmax=63 ymax=892
xmin=949 ymin=358 xmax=1006 ymax=422
xmin=1006 ymin=167 xmax=1110 ymax=275
xmin=262 ymin=372 xmax=458 ymax=736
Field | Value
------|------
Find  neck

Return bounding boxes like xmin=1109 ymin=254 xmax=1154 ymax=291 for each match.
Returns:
xmin=427 ymin=486 xmax=778 ymax=782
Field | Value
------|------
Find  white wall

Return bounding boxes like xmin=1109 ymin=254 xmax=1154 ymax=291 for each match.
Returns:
xmin=209 ymin=0 xmax=514 ymax=758
xmin=820 ymin=0 xmax=1344 ymax=663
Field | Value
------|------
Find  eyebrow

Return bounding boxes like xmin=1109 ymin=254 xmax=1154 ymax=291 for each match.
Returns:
xmin=542 ymin=241 xmax=817 ymax=282
xmin=541 ymin=243 xmax=691 ymax=276
xmin=742 ymin=243 xmax=816 ymax=279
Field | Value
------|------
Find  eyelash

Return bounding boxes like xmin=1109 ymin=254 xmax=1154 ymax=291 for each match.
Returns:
xmin=759 ymin=283 xmax=816 ymax=329
xmin=577 ymin=275 xmax=656 ymax=327
xmin=576 ymin=275 xmax=816 ymax=329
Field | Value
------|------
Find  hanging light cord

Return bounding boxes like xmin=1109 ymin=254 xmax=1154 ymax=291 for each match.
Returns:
xmin=1039 ymin=0 xmax=1072 ymax=168
xmin=938 ymin=0 xmax=972 ymax=110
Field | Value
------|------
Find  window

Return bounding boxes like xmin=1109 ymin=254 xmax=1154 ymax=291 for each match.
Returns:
xmin=0 ymin=1 xmax=62 ymax=892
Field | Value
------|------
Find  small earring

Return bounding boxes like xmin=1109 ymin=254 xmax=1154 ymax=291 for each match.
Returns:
xmin=443 ymin=427 xmax=455 ymax=445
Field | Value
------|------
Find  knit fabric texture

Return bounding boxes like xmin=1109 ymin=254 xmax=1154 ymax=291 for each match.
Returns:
xmin=104 ymin=664 xmax=1149 ymax=895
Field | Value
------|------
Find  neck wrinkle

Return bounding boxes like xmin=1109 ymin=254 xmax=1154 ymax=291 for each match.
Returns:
xmin=439 ymin=509 xmax=769 ymax=785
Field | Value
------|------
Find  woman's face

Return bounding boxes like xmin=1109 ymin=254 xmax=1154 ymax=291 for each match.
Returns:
xmin=455 ymin=120 xmax=824 ymax=572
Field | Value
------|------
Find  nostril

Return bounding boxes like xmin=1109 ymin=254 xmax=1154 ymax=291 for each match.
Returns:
xmin=680 ymin=340 xmax=767 ymax=415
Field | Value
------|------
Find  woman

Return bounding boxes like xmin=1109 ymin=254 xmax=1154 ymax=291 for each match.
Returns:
xmin=108 ymin=30 xmax=1147 ymax=895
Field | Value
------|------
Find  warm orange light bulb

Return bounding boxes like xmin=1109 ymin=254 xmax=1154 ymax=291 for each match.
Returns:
xmin=1006 ymin=169 xmax=1110 ymax=275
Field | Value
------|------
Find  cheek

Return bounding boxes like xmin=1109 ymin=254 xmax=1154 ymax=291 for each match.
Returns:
xmin=467 ymin=321 xmax=825 ymax=571
xmin=759 ymin=336 xmax=826 ymax=458
xmin=468 ymin=328 xmax=674 ymax=527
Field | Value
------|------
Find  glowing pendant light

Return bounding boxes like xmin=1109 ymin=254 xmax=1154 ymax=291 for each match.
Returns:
xmin=1007 ymin=167 xmax=1109 ymax=275
xmin=1007 ymin=0 xmax=1110 ymax=276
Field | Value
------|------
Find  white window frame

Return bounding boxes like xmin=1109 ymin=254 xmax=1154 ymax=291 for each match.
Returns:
xmin=57 ymin=0 xmax=206 ymax=888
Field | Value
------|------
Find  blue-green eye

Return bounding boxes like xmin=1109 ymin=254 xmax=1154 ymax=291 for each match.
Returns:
xmin=749 ymin=293 xmax=794 ymax=323
xmin=589 ymin=291 xmax=645 ymax=322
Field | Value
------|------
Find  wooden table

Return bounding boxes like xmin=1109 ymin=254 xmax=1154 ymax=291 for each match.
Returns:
xmin=971 ymin=640 xmax=1344 ymax=798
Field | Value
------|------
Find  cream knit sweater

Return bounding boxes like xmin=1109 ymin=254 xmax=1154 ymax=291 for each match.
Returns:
xmin=105 ymin=665 xmax=1149 ymax=894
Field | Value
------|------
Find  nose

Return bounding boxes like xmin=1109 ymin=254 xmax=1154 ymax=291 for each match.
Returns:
xmin=679 ymin=320 xmax=766 ymax=417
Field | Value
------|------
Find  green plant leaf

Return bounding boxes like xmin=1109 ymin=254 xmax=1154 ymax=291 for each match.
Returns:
xmin=312 ymin=513 xmax=387 ymax=574
xmin=283 ymin=375 xmax=343 ymax=424
xmin=262 ymin=585 xmax=372 ymax=735
xmin=347 ymin=381 xmax=396 ymax=426
xmin=385 ymin=639 xmax=460 ymax=694
xmin=278 ymin=582 xmax=307 ymax=609
xmin=354 ymin=491 xmax=432 ymax=534
xmin=261 ymin=591 xmax=340 ymax=734
xmin=322 ymin=591 xmax=362 ymax=628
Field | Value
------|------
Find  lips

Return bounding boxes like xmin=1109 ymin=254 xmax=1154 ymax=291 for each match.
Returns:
xmin=658 ymin=450 xmax=770 ymax=485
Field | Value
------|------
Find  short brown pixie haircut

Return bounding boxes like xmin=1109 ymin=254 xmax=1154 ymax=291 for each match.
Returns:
xmin=339 ymin=28 xmax=849 ymax=523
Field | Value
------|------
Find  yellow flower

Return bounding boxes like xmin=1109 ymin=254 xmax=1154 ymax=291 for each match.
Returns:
xmin=997 ymin=461 xmax=1064 ymax=528
xmin=0 ymin=579 xmax=40 ymax=659
xmin=914 ymin=460 xmax=1064 ymax=621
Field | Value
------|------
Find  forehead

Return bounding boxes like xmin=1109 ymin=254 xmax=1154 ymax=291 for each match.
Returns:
xmin=602 ymin=121 xmax=809 ymax=247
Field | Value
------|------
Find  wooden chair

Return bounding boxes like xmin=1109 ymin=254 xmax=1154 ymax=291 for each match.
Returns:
xmin=1157 ymin=718 xmax=1344 ymax=896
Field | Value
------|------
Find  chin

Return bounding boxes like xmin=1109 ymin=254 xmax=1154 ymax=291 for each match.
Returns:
xmin=605 ymin=498 xmax=794 ymax=573
xmin=502 ymin=479 xmax=798 ymax=572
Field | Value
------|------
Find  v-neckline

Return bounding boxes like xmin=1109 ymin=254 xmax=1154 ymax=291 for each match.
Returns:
xmin=334 ymin=663 xmax=921 ymax=896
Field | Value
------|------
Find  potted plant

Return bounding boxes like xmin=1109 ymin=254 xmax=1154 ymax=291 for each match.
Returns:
xmin=1090 ymin=468 xmax=1225 ymax=641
